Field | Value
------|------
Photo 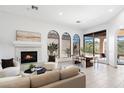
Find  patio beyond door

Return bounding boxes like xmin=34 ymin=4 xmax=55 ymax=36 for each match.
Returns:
xmin=83 ymin=30 xmax=106 ymax=63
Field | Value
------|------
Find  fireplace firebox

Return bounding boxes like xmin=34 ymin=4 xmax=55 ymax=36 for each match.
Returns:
xmin=21 ymin=51 xmax=37 ymax=64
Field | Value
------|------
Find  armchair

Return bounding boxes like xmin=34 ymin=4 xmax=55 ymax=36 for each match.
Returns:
xmin=0 ymin=61 xmax=20 ymax=77
xmin=97 ymin=53 xmax=106 ymax=63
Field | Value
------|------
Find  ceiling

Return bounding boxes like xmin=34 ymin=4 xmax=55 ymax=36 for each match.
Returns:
xmin=0 ymin=5 xmax=123 ymax=30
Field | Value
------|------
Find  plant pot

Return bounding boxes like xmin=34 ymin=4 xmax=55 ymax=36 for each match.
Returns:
xmin=48 ymin=55 xmax=55 ymax=62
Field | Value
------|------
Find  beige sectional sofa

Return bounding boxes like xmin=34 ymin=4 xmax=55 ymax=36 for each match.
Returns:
xmin=0 ymin=66 xmax=86 ymax=88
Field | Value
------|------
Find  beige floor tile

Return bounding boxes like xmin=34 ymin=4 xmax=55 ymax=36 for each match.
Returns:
xmin=82 ymin=63 xmax=124 ymax=88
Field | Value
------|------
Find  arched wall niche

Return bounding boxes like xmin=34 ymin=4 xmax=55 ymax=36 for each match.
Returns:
xmin=61 ymin=32 xmax=71 ymax=57
xmin=73 ymin=34 xmax=80 ymax=56
xmin=47 ymin=30 xmax=60 ymax=61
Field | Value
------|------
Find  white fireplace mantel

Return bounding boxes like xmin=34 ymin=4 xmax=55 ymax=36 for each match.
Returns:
xmin=13 ymin=41 xmax=42 ymax=47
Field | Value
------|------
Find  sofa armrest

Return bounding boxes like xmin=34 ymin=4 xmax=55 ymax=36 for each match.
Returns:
xmin=2 ymin=67 xmax=20 ymax=77
xmin=0 ymin=70 xmax=5 ymax=78
xmin=0 ymin=61 xmax=20 ymax=77
xmin=13 ymin=61 xmax=20 ymax=67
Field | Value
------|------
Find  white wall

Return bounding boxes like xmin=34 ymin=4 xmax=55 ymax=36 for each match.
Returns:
xmin=2 ymin=9 xmax=124 ymax=68
xmin=0 ymin=11 xmax=82 ymax=63
xmin=82 ymin=10 xmax=124 ymax=67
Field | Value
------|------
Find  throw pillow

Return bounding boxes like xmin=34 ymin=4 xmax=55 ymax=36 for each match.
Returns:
xmin=1 ymin=58 xmax=14 ymax=69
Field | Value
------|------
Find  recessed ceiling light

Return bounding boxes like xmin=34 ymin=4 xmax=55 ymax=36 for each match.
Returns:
xmin=108 ymin=9 xmax=113 ymax=12
xmin=59 ymin=12 xmax=63 ymax=16
xmin=76 ymin=20 xmax=81 ymax=23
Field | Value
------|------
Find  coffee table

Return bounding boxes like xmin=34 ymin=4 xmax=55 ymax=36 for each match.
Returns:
xmin=21 ymin=71 xmax=37 ymax=77
xmin=21 ymin=67 xmax=47 ymax=77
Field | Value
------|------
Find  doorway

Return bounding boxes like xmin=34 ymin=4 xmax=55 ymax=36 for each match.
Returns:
xmin=83 ymin=30 xmax=106 ymax=63
xmin=117 ymin=29 xmax=124 ymax=65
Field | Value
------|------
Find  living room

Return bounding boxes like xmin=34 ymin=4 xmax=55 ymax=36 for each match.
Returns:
xmin=1 ymin=1 xmax=124 ymax=90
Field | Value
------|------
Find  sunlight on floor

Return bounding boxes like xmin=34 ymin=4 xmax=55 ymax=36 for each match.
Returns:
xmin=83 ymin=63 xmax=124 ymax=88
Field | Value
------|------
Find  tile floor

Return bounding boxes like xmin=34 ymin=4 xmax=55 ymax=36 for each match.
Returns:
xmin=82 ymin=63 xmax=124 ymax=88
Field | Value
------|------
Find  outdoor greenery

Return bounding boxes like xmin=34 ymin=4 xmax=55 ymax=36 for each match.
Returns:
xmin=94 ymin=41 xmax=100 ymax=53
xmin=84 ymin=40 xmax=100 ymax=54
xmin=80 ymin=47 xmax=85 ymax=53
xmin=84 ymin=40 xmax=93 ymax=53
xmin=29 ymin=64 xmax=36 ymax=69
xmin=118 ymin=41 xmax=124 ymax=55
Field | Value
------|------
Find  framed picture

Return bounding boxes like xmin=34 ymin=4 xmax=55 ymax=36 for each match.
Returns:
xmin=16 ymin=30 xmax=41 ymax=42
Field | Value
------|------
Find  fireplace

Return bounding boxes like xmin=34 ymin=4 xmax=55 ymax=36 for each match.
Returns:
xmin=21 ymin=51 xmax=37 ymax=64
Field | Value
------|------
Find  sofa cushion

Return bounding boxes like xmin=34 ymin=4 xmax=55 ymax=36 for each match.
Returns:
xmin=42 ymin=73 xmax=86 ymax=88
xmin=30 ymin=70 xmax=60 ymax=88
xmin=60 ymin=66 xmax=79 ymax=80
xmin=0 ymin=64 xmax=2 ymax=70
xmin=43 ymin=62 xmax=56 ymax=71
xmin=0 ymin=77 xmax=30 ymax=88
xmin=1 ymin=58 xmax=14 ymax=69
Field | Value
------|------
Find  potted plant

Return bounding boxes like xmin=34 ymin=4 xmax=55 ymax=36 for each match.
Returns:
xmin=65 ymin=48 xmax=71 ymax=57
xmin=29 ymin=64 xmax=36 ymax=72
xmin=80 ymin=47 xmax=85 ymax=57
xmin=48 ymin=42 xmax=58 ymax=62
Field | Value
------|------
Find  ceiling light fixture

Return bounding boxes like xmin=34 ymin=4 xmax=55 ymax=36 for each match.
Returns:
xmin=59 ymin=12 xmax=63 ymax=16
xmin=108 ymin=9 xmax=113 ymax=12
xmin=76 ymin=20 xmax=81 ymax=23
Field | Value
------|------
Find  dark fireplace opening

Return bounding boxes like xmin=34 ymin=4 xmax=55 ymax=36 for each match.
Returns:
xmin=21 ymin=51 xmax=37 ymax=64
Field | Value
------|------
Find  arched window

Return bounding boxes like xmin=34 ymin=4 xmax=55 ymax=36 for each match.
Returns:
xmin=48 ymin=30 xmax=59 ymax=62
xmin=73 ymin=34 xmax=80 ymax=56
xmin=62 ymin=32 xmax=71 ymax=57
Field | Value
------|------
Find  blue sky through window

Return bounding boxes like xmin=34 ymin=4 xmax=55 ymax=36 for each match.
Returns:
xmin=73 ymin=34 xmax=80 ymax=44
xmin=118 ymin=36 xmax=124 ymax=41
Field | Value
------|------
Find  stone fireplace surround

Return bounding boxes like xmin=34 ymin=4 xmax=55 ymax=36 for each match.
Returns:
xmin=15 ymin=47 xmax=42 ymax=63
xmin=21 ymin=51 xmax=37 ymax=64
xmin=13 ymin=41 xmax=42 ymax=70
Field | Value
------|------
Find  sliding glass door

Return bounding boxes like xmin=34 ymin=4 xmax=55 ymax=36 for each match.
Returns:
xmin=83 ymin=30 xmax=106 ymax=58
xmin=94 ymin=31 xmax=106 ymax=57
xmin=84 ymin=34 xmax=94 ymax=57
xmin=117 ymin=30 xmax=124 ymax=65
